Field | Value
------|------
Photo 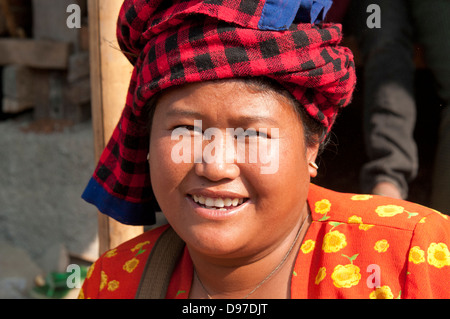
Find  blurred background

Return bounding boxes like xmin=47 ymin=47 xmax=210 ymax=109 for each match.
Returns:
xmin=0 ymin=0 xmax=445 ymax=298
xmin=0 ymin=0 xmax=97 ymax=299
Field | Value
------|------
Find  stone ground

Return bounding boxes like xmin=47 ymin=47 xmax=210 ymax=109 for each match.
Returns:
xmin=0 ymin=113 xmax=98 ymax=299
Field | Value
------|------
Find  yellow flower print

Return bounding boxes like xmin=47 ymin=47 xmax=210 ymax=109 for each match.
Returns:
xmin=374 ymin=239 xmax=389 ymax=253
xmin=107 ymin=280 xmax=120 ymax=292
xmin=331 ymin=264 xmax=361 ymax=288
xmin=418 ymin=217 xmax=426 ymax=224
xmin=427 ymin=243 xmax=450 ymax=269
xmin=369 ymin=286 xmax=394 ymax=299
xmin=86 ymin=262 xmax=95 ymax=279
xmin=375 ymin=205 xmax=404 ymax=217
xmin=331 ymin=254 xmax=361 ymax=288
xmin=131 ymin=241 xmax=151 ymax=253
xmin=123 ymin=257 xmax=140 ymax=273
xmin=408 ymin=246 xmax=425 ymax=264
xmin=100 ymin=271 xmax=108 ymax=291
xmin=322 ymin=230 xmax=347 ymax=253
xmin=301 ymin=239 xmax=315 ymax=254
xmin=315 ymin=267 xmax=326 ymax=285
xmin=315 ymin=199 xmax=331 ymax=215
xmin=348 ymin=215 xmax=374 ymax=231
xmin=98 ymin=270 xmax=120 ymax=293
xmin=104 ymin=249 xmax=117 ymax=258
xmin=348 ymin=215 xmax=363 ymax=224
xmin=359 ymin=224 xmax=375 ymax=231
xmin=351 ymin=194 xmax=373 ymax=201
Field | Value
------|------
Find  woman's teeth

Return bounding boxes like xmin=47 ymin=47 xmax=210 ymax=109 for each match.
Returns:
xmin=192 ymin=194 xmax=245 ymax=210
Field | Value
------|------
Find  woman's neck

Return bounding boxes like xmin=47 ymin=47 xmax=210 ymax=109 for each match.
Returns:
xmin=188 ymin=211 xmax=311 ymax=299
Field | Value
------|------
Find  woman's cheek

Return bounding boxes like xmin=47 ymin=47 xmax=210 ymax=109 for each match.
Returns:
xmin=150 ymin=137 xmax=183 ymax=193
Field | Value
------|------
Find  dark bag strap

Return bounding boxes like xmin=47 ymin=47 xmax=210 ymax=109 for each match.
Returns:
xmin=135 ymin=227 xmax=185 ymax=299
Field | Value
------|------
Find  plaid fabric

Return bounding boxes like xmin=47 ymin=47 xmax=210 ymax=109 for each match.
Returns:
xmin=82 ymin=0 xmax=356 ymax=225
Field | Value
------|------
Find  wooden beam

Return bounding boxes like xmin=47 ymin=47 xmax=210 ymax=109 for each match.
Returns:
xmin=88 ymin=0 xmax=143 ymax=255
xmin=0 ymin=38 xmax=70 ymax=69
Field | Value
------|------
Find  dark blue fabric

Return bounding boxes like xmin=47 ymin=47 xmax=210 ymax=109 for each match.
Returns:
xmin=258 ymin=0 xmax=302 ymax=30
xmin=258 ymin=0 xmax=333 ymax=30
xmin=296 ymin=0 xmax=333 ymax=24
xmin=82 ymin=177 xmax=157 ymax=225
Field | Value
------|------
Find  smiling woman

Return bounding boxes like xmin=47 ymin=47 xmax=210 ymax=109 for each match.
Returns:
xmin=148 ymin=80 xmax=317 ymax=287
xmin=80 ymin=0 xmax=450 ymax=299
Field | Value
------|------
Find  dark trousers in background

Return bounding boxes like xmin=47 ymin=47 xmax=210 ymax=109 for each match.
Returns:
xmin=411 ymin=0 xmax=450 ymax=214
xmin=351 ymin=0 xmax=418 ymax=199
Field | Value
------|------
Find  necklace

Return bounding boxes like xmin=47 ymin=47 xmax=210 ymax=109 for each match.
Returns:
xmin=194 ymin=214 xmax=310 ymax=299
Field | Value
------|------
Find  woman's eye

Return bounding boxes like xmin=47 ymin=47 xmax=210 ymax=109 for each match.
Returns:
xmin=172 ymin=125 xmax=202 ymax=133
xmin=241 ymin=129 xmax=269 ymax=139
xmin=175 ymin=125 xmax=194 ymax=130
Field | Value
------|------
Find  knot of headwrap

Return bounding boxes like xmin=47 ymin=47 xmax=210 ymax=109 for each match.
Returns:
xmin=82 ymin=0 xmax=356 ymax=225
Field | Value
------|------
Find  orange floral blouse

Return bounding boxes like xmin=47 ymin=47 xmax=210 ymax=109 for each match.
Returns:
xmin=79 ymin=184 xmax=450 ymax=299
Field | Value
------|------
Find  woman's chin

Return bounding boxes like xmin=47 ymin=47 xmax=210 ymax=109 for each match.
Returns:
xmin=183 ymin=225 xmax=249 ymax=258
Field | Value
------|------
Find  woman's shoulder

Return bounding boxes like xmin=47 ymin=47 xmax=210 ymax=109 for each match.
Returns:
xmin=300 ymin=184 xmax=449 ymax=298
xmin=107 ymin=223 xmax=171 ymax=256
xmin=79 ymin=224 xmax=171 ymax=299
xmin=308 ymin=183 xmax=449 ymax=231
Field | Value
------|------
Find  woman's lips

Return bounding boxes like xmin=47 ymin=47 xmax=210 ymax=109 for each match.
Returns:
xmin=186 ymin=194 xmax=250 ymax=220
xmin=191 ymin=194 xmax=246 ymax=209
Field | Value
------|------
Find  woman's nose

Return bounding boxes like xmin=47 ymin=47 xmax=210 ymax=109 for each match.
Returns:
xmin=194 ymin=159 xmax=240 ymax=181
xmin=194 ymin=132 xmax=240 ymax=182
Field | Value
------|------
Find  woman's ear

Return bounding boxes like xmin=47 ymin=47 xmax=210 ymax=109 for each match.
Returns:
xmin=306 ymin=141 xmax=320 ymax=178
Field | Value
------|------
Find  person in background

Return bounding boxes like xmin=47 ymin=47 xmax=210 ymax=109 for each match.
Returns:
xmin=349 ymin=0 xmax=450 ymax=215
xmin=350 ymin=0 xmax=417 ymax=200
xmin=410 ymin=0 xmax=450 ymax=214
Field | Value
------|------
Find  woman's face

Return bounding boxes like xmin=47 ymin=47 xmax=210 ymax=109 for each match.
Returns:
xmin=149 ymin=80 xmax=319 ymax=259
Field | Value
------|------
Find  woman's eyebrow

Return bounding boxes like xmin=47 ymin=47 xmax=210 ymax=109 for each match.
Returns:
xmin=232 ymin=115 xmax=280 ymax=126
xmin=165 ymin=109 xmax=204 ymax=119
xmin=165 ymin=109 xmax=279 ymax=126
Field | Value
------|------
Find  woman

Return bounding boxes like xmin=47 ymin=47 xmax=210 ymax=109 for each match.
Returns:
xmin=80 ymin=0 xmax=450 ymax=299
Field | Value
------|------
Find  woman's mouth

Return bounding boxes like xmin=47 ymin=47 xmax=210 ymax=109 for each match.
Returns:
xmin=189 ymin=194 xmax=248 ymax=211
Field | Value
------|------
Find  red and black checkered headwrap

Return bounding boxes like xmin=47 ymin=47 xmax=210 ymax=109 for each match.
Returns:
xmin=82 ymin=0 xmax=356 ymax=225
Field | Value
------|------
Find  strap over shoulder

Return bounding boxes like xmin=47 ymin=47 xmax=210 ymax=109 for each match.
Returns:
xmin=135 ymin=227 xmax=185 ymax=299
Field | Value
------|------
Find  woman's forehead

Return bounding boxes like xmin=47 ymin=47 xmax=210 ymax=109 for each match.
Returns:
xmin=156 ymin=79 xmax=297 ymax=120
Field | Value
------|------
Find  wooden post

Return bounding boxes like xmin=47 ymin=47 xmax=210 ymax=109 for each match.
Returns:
xmin=0 ymin=0 xmax=26 ymax=38
xmin=88 ymin=0 xmax=143 ymax=254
